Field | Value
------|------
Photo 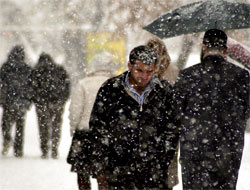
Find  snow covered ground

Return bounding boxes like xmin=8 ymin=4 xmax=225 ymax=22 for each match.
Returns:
xmin=0 ymin=102 xmax=250 ymax=190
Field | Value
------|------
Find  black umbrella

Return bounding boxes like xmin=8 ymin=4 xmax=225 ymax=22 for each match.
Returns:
xmin=144 ymin=0 xmax=250 ymax=39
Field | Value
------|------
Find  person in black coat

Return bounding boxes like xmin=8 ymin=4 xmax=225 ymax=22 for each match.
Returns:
xmin=174 ymin=29 xmax=249 ymax=190
xmin=0 ymin=45 xmax=33 ymax=157
xmin=89 ymin=45 xmax=179 ymax=189
xmin=31 ymin=53 xmax=70 ymax=159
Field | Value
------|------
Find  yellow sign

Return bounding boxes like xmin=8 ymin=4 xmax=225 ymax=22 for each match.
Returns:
xmin=86 ymin=32 xmax=126 ymax=74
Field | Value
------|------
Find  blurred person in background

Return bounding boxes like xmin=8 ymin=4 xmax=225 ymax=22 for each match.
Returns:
xmin=31 ymin=53 xmax=70 ymax=159
xmin=146 ymin=38 xmax=180 ymax=189
xmin=0 ymin=45 xmax=33 ymax=157
xmin=227 ymin=37 xmax=250 ymax=69
xmin=146 ymin=38 xmax=179 ymax=86
xmin=67 ymin=52 xmax=119 ymax=190
xmin=174 ymin=29 xmax=249 ymax=190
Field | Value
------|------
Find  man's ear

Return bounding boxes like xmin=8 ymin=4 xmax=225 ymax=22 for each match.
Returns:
xmin=128 ymin=61 xmax=132 ymax=72
xmin=202 ymin=44 xmax=207 ymax=52
xmin=223 ymin=47 xmax=227 ymax=55
xmin=201 ymin=44 xmax=207 ymax=58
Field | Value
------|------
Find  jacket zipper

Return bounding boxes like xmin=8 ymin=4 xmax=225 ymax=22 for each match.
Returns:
xmin=140 ymin=104 xmax=143 ymax=112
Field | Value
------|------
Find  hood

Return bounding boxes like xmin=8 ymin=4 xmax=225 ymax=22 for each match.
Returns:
xmin=86 ymin=51 xmax=120 ymax=75
xmin=36 ymin=52 xmax=56 ymax=69
xmin=8 ymin=45 xmax=25 ymax=62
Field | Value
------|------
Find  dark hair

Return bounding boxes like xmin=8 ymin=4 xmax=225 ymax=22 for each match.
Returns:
xmin=129 ymin=45 xmax=157 ymax=66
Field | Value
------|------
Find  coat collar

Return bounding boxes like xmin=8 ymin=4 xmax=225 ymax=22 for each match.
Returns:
xmin=121 ymin=71 xmax=164 ymax=89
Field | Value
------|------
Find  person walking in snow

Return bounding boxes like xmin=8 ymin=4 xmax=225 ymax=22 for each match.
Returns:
xmin=67 ymin=52 xmax=118 ymax=190
xmin=89 ymin=45 xmax=179 ymax=189
xmin=146 ymin=38 xmax=180 ymax=189
xmin=174 ymin=29 xmax=249 ymax=190
xmin=227 ymin=37 xmax=250 ymax=69
xmin=0 ymin=45 xmax=33 ymax=157
xmin=146 ymin=38 xmax=179 ymax=86
xmin=31 ymin=53 xmax=70 ymax=159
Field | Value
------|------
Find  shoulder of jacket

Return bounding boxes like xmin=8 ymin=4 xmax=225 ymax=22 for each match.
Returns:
xmin=226 ymin=61 xmax=249 ymax=73
xmin=102 ymin=73 xmax=125 ymax=87
xmin=160 ymin=78 xmax=172 ymax=86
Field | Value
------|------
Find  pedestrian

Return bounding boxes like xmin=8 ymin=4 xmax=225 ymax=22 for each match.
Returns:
xmin=0 ymin=45 xmax=33 ymax=157
xmin=67 ymin=52 xmax=118 ymax=190
xmin=146 ymin=38 xmax=180 ymax=189
xmin=227 ymin=37 xmax=250 ymax=68
xmin=174 ymin=29 xmax=249 ymax=190
xmin=31 ymin=53 xmax=70 ymax=159
xmin=90 ymin=45 xmax=179 ymax=189
xmin=146 ymin=38 xmax=179 ymax=85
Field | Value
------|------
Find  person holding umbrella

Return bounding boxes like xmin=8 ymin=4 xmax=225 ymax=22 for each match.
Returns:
xmin=174 ymin=29 xmax=249 ymax=190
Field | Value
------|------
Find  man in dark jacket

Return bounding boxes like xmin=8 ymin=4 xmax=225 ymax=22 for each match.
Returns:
xmin=174 ymin=29 xmax=249 ymax=190
xmin=0 ymin=45 xmax=33 ymax=157
xmin=90 ymin=45 xmax=179 ymax=189
xmin=31 ymin=53 xmax=70 ymax=159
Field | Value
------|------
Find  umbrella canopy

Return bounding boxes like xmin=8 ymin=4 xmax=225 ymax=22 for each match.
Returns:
xmin=144 ymin=0 xmax=250 ymax=39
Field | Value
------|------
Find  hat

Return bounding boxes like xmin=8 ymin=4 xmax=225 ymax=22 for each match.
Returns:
xmin=86 ymin=51 xmax=119 ymax=75
xmin=203 ymin=29 xmax=227 ymax=48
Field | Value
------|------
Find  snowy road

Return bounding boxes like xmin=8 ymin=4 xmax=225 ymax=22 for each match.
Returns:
xmin=0 ymin=103 xmax=250 ymax=190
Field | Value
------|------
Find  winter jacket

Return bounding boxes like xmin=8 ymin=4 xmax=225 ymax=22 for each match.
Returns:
xmin=69 ymin=71 xmax=112 ymax=133
xmin=162 ymin=64 xmax=180 ymax=188
xmin=174 ymin=55 xmax=249 ymax=189
xmin=31 ymin=54 xmax=70 ymax=105
xmin=90 ymin=71 xmax=179 ymax=178
xmin=0 ymin=45 xmax=33 ymax=111
xmin=69 ymin=51 xmax=117 ymax=134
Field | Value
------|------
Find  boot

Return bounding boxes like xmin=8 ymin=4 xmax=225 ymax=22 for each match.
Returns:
xmin=2 ymin=142 xmax=11 ymax=156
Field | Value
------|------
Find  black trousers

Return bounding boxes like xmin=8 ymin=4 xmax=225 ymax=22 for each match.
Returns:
xmin=182 ymin=159 xmax=238 ymax=190
xmin=1 ymin=106 xmax=26 ymax=156
xmin=105 ymin=166 xmax=171 ymax=190
xmin=35 ymin=101 xmax=65 ymax=156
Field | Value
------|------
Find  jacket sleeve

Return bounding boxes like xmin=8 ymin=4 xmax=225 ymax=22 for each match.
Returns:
xmin=173 ymin=70 xmax=192 ymax=120
xmin=89 ymin=81 xmax=111 ymax=175
xmin=240 ymin=70 xmax=250 ymax=120
xmin=164 ymin=85 xmax=180 ymax=165
xmin=60 ymin=68 xmax=71 ymax=102
xmin=68 ymin=81 xmax=86 ymax=134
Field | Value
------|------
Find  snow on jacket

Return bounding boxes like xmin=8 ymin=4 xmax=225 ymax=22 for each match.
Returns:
xmin=89 ymin=71 xmax=179 ymax=176
xmin=174 ymin=55 xmax=249 ymax=189
xmin=0 ymin=45 xmax=33 ymax=110
xmin=31 ymin=53 xmax=70 ymax=105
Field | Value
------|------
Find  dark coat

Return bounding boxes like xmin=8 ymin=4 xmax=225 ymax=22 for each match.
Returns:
xmin=0 ymin=45 xmax=33 ymax=112
xmin=31 ymin=54 xmax=70 ymax=105
xmin=89 ymin=71 xmax=179 ymax=182
xmin=174 ymin=55 xmax=249 ymax=189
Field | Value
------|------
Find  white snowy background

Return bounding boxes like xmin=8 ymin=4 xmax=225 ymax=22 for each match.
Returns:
xmin=0 ymin=55 xmax=249 ymax=190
